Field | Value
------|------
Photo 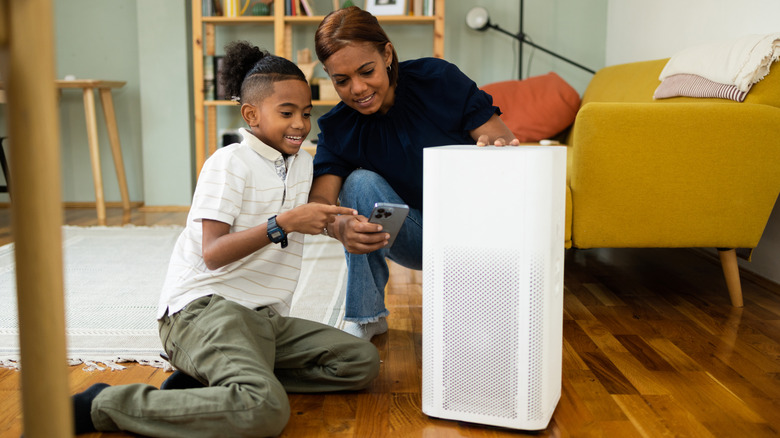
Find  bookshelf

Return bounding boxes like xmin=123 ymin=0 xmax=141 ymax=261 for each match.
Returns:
xmin=191 ymin=0 xmax=445 ymax=175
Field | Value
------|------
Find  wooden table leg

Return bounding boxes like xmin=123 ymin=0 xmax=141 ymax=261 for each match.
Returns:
xmin=5 ymin=0 xmax=73 ymax=435
xmin=98 ymin=87 xmax=131 ymax=213
xmin=82 ymin=87 xmax=106 ymax=225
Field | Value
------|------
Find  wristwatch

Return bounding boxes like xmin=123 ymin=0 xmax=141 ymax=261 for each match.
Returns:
xmin=267 ymin=215 xmax=288 ymax=248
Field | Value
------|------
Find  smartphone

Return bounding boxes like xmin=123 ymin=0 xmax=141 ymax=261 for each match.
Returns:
xmin=368 ymin=202 xmax=409 ymax=248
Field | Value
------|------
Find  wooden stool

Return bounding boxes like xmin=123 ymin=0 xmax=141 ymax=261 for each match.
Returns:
xmin=56 ymin=80 xmax=131 ymax=225
xmin=0 ymin=80 xmax=131 ymax=224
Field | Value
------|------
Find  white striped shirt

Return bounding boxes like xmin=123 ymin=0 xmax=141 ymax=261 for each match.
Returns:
xmin=156 ymin=128 xmax=312 ymax=319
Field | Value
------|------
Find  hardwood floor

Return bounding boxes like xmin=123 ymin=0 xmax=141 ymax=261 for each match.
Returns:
xmin=2 ymin=206 xmax=780 ymax=437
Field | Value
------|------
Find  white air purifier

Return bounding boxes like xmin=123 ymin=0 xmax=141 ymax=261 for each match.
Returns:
xmin=422 ymin=145 xmax=567 ymax=431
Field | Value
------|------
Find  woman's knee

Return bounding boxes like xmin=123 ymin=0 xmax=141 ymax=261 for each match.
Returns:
xmin=340 ymin=170 xmax=396 ymax=213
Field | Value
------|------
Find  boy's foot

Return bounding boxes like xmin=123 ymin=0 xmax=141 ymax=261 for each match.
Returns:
xmin=160 ymin=370 xmax=205 ymax=390
xmin=73 ymin=383 xmax=110 ymax=434
xmin=342 ymin=317 xmax=388 ymax=341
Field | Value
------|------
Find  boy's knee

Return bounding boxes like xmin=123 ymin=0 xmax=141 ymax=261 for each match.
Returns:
xmin=353 ymin=342 xmax=381 ymax=389
xmin=230 ymin=383 xmax=291 ymax=437
xmin=233 ymin=397 xmax=290 ymax=437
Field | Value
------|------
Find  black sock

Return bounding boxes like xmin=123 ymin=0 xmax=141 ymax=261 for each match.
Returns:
xmin=72 ymin=383 xmax=110 ymax=434
xmin=160 ymin=370 xmax=205 ymax=390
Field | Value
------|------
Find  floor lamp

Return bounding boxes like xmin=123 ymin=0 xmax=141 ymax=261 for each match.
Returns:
xmin=466 ymin=3 xmax=595 ymax=78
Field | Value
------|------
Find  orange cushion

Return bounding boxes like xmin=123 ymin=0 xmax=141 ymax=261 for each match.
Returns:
xmin=481 ymin=72 xmax=581 ymax=142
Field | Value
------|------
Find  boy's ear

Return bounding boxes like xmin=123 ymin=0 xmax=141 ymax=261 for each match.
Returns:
xmin=241 ymin=103 xmax=259 ymax=127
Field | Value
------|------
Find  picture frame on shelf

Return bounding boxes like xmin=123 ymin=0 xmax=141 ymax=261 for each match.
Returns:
xmin=365 ymin=0 xmax=406 ymax=16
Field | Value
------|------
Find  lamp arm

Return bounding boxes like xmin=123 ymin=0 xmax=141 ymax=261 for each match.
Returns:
xmin=488 ymin=23 xmax=596 ymax=75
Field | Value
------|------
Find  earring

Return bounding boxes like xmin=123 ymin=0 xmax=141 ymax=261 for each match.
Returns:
xmin=387 ymin=65 xmax=392 ymax=72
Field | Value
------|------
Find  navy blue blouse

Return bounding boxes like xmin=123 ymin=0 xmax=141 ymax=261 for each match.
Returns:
xmin=313 ymin=57 xmax=499 ymax=211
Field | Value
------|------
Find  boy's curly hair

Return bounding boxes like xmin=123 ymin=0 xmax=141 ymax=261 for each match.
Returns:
xmin=220 ymin=40 xmax=307 ymax=104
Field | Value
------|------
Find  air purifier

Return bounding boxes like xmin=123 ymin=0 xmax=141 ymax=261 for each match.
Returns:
xmin=422 ymin=145 xmax=566 ymax=430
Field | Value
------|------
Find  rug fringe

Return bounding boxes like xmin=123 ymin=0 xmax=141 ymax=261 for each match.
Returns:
xmin=1 ymin=358 xmax=173 ymax=372
xmin=0 ymin=359 xmax=20 ymax=370
xmin=72 ymin=358 xmax=174 ymax=372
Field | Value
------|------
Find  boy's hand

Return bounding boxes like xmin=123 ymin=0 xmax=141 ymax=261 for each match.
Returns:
xmin=276 ymin=204 xmax=357 ymax=235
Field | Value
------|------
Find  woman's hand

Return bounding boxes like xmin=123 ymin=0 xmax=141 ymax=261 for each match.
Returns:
xmin=471 ymin=113 xmax=520 ymax=147
xmin=476 ymin=134 xmax=521 ymax=147
xmin=331 ymin=213 xmax=389 ymax=254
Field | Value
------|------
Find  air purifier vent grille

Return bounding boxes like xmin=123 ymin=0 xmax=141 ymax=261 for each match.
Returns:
xmin=422 ymin=248 xmax=435 ymax=406
xmin=527 ymin=253 xmax=545 ymax=421
xmin=441 ymin=246 xmax=520 ymax=419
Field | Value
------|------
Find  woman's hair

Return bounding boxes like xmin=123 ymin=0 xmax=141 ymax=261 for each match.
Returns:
xmin=220 ymin=40 xmax=307 ymax=104
xmin=314 ymin=6 xmax=399 ymax=86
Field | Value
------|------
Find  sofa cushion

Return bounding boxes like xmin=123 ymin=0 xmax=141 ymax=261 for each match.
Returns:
xmin=481 ymin=72 xmax=581 ymax=142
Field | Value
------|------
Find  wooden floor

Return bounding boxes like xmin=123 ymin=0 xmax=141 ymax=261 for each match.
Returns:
xmin=2 ymin=206 xmax=780 ymax=437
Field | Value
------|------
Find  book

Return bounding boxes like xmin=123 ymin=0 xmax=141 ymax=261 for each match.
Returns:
xmin=300 ymin=0 xmax=314 ymax=16
xmin=214 ymin=56 xmax=226 ymax=100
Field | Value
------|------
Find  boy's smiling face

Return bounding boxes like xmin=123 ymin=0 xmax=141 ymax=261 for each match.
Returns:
xmin=242 ymin=79 xmax=313 ymax=155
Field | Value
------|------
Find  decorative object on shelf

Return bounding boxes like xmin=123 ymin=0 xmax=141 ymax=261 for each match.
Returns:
xmin=313 ymin=77 xmax=339 ymax=101
xmin=366 ymin=0 xmax=406 ymax=16
xmin=224 ymin=0 xmax=251 ymax=17
xmin=296 ymin=48 xmax=319 ymax=83
xmin=465 ymin=4 xmax=595 ymax=78
xmin=250 ymin=1 xmax=271 ymax=16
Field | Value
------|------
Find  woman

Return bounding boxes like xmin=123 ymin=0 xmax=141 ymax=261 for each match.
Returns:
xmin=311 ymin=7 xmax=519 ymax=340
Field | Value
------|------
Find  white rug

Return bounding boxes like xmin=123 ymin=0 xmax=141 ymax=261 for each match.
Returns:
xmin=0 ymin=226 xmax=348 ymax=370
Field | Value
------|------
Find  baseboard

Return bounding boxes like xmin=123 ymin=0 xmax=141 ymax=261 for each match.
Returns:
xmin=137 ymin=205 xmax=191 ymax=212
xmin=63 ymin=201 xmax=145 ymax=209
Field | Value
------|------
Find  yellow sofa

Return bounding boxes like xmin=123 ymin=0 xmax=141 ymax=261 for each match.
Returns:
xmin=566 ymin=58 xmax=780 ymax=306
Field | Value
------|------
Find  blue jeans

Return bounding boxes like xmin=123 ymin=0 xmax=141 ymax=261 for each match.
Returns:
xmin=338 ymin=170 xmax=423 ymax=323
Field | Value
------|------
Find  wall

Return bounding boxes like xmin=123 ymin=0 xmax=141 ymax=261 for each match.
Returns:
xmin=0 ymin=0 xmax=193 ymax=207
xmin=446 ymin=1 xmax=606 ymax=94
xmin=605 ymin=0 xmax=780 ymax=284
xmin=136 ymin=1 xmax=194 ymax=206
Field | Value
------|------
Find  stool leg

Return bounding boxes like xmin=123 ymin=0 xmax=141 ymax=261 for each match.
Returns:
xmin=82 ymin=87 xmax=106 ymax=226
xmin=98 ymin=88 xmax=131 ymax=213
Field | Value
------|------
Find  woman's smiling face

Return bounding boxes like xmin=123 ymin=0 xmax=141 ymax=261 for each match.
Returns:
xmin=323 ymin=42 xmax=395 ymax=115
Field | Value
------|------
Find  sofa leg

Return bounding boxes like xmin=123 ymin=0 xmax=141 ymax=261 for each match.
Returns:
xmin=718 ymin=248 xmax=744 ymax=307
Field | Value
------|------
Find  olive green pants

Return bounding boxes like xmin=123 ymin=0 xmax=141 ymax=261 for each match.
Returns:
xmin=91 ymin=295 xmax=380 ymax=437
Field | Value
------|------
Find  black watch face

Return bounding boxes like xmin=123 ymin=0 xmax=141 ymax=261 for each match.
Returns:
xmin=269 ymin=229 xmax=283 ymax=241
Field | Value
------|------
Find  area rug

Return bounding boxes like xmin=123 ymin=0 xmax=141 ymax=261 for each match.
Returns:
xmin=0 ymin=226 xmax=348 ymax=371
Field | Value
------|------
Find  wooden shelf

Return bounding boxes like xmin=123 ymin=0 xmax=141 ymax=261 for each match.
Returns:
xmin=191 ymin=0 xmax=445 ymax=176
xmin=204 ymin=99 xmax=340 ymax=106
xmin=202 ymin=16 xmax=275 ymax=24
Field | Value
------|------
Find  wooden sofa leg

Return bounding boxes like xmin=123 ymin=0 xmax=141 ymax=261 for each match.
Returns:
xmin=718 ymin=248 xmax=744 ymax=307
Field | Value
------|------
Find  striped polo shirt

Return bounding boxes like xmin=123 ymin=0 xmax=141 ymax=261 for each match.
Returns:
xmin=156 ymin=128 xmax=312 ymax=319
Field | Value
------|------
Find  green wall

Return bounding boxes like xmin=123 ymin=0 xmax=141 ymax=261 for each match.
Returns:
xmin=0 ymin=0 xmax=606 ymax=207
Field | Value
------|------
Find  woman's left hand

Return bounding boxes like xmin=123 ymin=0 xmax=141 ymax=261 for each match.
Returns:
xmin=471 ymin=114 xmax=521 ymax=147
xmin=476 ymin=134 xmax=521 ymax=147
